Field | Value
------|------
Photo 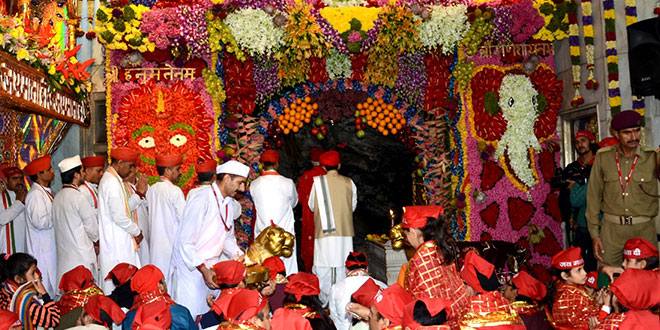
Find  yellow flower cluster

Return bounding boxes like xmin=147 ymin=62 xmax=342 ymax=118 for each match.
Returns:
xmin=95 ymin=5 xmax=156 ymax=52
xmin=532 ymin=0 xmax=568 ymax=41
xmin=319 ymin=7 xmax=380 ymax=33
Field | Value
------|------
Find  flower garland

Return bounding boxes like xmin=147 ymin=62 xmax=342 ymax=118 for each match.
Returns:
xmin=95 ymin=4 xmax=156 ymax=52
xmin=567 ymin=0 xmax=583 ymax=107
xmin=625 ymin=0 xmax=645 ymax=117
xmin=225 ymin=8 xmax=284 ymax=58
xmin=416 ymin=4 xmax=470 ymax=55
xmin=603 ymin=0 xmax=621 ymax=115
xmin=581 ymin=0 xmax=597 ymax=90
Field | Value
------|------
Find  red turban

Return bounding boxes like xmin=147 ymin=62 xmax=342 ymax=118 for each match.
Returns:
xmin=402 ymin=298 xmax=450 ymax=330
xmin=574 ymin=130 xmax=595 ymax=141
xmin=310 ymin=147 xmax=325 ymax=162
xmin=212 ymin=260 xmax=246 ymax=286
xmin=132 ymin=301 xmax=171 ymax=330
xmin=260 ymin=149 xmax=280 ymax=163
xmin=85 ymin=295 xmax=126 ymax=326
xmin=460 ymin=251 xmax=495 ymax=294
xmin=24 ymin=155 xmax=51 ymax=176
xmin=81 ymin=156 xmax=105 ymax=168
xmin=131 ymin=265 xmax=164 ymax=294
xmin=512 ymin=271 xmax=547 ymax=301
xmin=105 ymin=263 xmax=138 ymax=286
xmin=212 ymin=288 xmax=268 ymax=322
xmin=373 ymin=284 xmax=413 ymax=327
xmin=155 ymin=154 xmax=182 ymax=167
xmin=195 ymin=159 xmax=217 ymax=173
xmin=285 ymin=272 xmax=320 ymax=301
xmin=585 ymin=271 xmax=599 ymax=289
xmin=59 ymin=265 xmax=95 ymax=291
xmin=611 ymin=269 xmax=660 ymax=310
xmin=623 ymin=237 xmax=659 ymax=259
xmin=401 ymin=205 xmax=444 ymax=229
xmin=1 ymin=166 xmax=22 ymax=178
xmin=111 ymin=147 xmax=140 ymax=162
xmin=351 ymin=278 xmax=381 ymax=307
xmin=551 ymin=247 xmax=584 ymax=270
xmin=319 ymin=151 xmax=339 ymax=167
xmin=263 ymin=257 xmax=285 ymax=281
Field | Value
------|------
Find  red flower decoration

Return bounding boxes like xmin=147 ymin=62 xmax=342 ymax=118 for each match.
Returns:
xmin=423 ymin=52 xmax=453 ymax=114
xmin=538 ymin=150 xmax=556 ymax=183
xmin=529 ymin=263 xmax=552 ymax=284
xmin=308 ymin=56 xmax=328 ymax=83
xmin=481 ymin=160 xmax=504 ymax=191
xmin=480 ymin=202 xmax=500 ymax=229
xmin=143 ymin=48 xmax=173 ymax=63
xmin=543 ymin=192 xmax=561 ymax=222
xmin=223 ymin=53 xmax=256 ymax=114
xmin=507 ymin=197 xmax=535 ymax=230
xmin=530 ymin=66 xmax=562 ymax=140
xmin=351 ymin=53 xmax=368 ymax=81
xmin=533 ymin=228 xmax=562 ymax=256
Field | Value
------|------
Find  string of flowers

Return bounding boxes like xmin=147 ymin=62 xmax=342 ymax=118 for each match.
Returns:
xmin=603 ymin=0 xmax=621 ymax=114
xmin=567 ymin=0 xmax=583 ymax=107
xmin=625 ymin=0 xmax=645 ymax=117
xmin=581 ymin=0 xmax=597 ymax=90
xmin=95 ymin=4 xmax=156 ymax=52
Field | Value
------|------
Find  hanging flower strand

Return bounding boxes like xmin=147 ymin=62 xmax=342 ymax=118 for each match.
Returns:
xmin=625 ymin=0 xmax=645 ymax=117
xmin=568 ymin=1 xmax=583 ymax=107
xmin=581 ymin=0 xmax=597 ymax=90
xmin=603 ymin=0 xmax=621 ymax=115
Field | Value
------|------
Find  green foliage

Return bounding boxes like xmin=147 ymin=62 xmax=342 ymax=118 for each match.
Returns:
xmin=484 ymin=91 xmax=499 ymax=115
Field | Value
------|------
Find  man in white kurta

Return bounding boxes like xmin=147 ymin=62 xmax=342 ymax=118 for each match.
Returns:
xmin=79 ymin=156 xmax=105 ymax=218
xmin=308 ymin=151 xmax=357 ymax=306
xmin=23 ymin=154 xmax=57 ymax=297
xmin=171 ymin=160 xmax=249 ymax=317
xmin=0 ymin=166 xmax=27 ymax=254
xmin=146 ymin=154 xmax=185 ymax=285
xmin=186 ymin=159 xmax=216 ymax=202
xmin=53 ymin=155 xmax=100 ymax=290
xmin=250 ymin=149 xmax=299 ymax=275
xmin=125 ymin=162 xmax=150 ymax=265
xmin=98 ymin=147 xmax=147 ymax=294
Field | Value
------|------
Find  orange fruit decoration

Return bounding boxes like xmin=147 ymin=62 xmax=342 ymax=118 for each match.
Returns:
xmin=276 ymin=97 xmax=319 ymax=135
xmin=355 ymin=97 xmax=407 ymax=137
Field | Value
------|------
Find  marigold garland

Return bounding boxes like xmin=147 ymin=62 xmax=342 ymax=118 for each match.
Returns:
xmin=95 ymin=5 xmax=156 ymax=52
xmin=581 ymin=0 xmax=597 ymax=90
xmin=567 ymin=0 xmax=583 ymax=107
xmin=603 ymin=0 xmax=621 ymax=115
xmin=625 ymin=0 xmax=645 ymax=117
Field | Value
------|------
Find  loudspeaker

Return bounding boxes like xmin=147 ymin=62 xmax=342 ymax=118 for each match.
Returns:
xmin=628 ymin=18 xmax=660 ymax=96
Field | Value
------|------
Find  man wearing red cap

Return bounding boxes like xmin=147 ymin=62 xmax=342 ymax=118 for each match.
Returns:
xmin=296 ymin=147 xmax=326 ymax=272
xmin=307 ymin=150 xmax=357 ymax=305
xmin=213 ymin=288 xmax=271 ymax=330
xmin=187 ymin=159 xmax=217 ymax=201
xmin=147 ymin=154 xmax=186 ymax=285
xmin=53 ymin=155 xmax=100 ymax=290
xmin=0 ymin=165 xmax=27 ymax=254
xmin=98 ymin=147 xmax=148 ymax=294
xmin=24 ymin=154 xmax=57 ymax=297
xmin=250 ymin=149 xmax=299 ymax=275
xmin=80 ymin=156 xmax=106 ymax=218
xmin=559 ymin=130 xmax=598 ymax=272
xmin=105 ymin=263 xmax=139 ymax=309
xmin=587 ymin=110 xmax=659 ymax=268
xmin=596 ymin=268 xmax=660 ymax=329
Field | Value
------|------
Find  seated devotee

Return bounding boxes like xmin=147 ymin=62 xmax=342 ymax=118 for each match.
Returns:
xmin=401 ymin=206 xmax=468 ymax=322
xmin=105 ymin=263 xmax=138 ymax=310
xmin=0 ymin=253 xmax=60 ymax=328
xmin=344 ymin=278 xmax=382 ymax=328
xmin=199 ymin=260 xmax=247 ymax=329
xmin=401 ymin=298 xmax=451 ymax=330
xmin=131 ymin=300 xmax=172 ymax=330
xmin=595 ymin=268 xmax=660 ymax=329
xmin=366 ymin=283 xmax=413 ymax=330
xmin=55 ymin=265 xmax=104 ymax=329
xmin=121 ymin=265 xmax=196 ymax=330
xmin=263 ymin=256 xmax=288 ymax=311
xmin=0 ymin=310 xmax=22 ymax=330
xmin=68 ymin=295 xmax=126 ymax=329
xmin=584 ymin=271 xmax=599 ymax=297
xmin=270 ymin=272 xmax=335 ymax=330
xmin=503 ymin=270 xmax=552 ymax=330
xmin=601 ymin=237 xmax=659 ymax=281
xmin=549 ymin=246 xmax=610 ymax=329
xmin=212 ymin=288 xmax=271 ymax=330
xmin=329 ymin=252 xmax=387 ymax=330
xmin=458 ymin=251 xmax=525 ymax=329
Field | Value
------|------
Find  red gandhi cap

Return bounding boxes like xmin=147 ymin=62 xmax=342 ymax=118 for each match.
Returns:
xmin=212 ymin=288 xmax=268 ymax=323
xmin=551 ymin=246 xmax=584 ymax=270
xmin=512 ymin=271 xmax=547 ymax=301
xmin=212 ymin=260 xmax=246 ymax=286
xmin=460 ymin=251 xmax=495 ymax=294
xmin=81 ymin=156 xmax=105 ymax=168
xmin=24 ymin=155 xmax=51 ymax=176
xmin=611 ymin=268 xmax=660 ymax=310
xmin=574 ymin=130 xmax=595 ymax=141
xmin=401 ymin=205 xmax=444 ymax=229
xmin=111 ymin=147 xmax=140 ymax=162
xmin=155 ymin=154 xmax=182 ymax=167
xmin=623 ymin=238 xmax=659 ymax=259
xmin=85 ymin=295 xmax=126 ymax=326
xmin=59 ymin=265 xmax=95 ymax=291
xmin=351 ymin=278 xmax=381 ymax=307
xmin=262 ymin=256 xmax=285 ymax=281
xmin=319 ymin=151 xmax=339 ymax=166
xmin=598 ymin=137 xmax=619 ymax=148
xmin=105 ymin=263 xmax=138 ymax=286
xmin=131 ymin=265 xmax=164 ymax=294
xmin=611 ymin=110 xmax=642 ymax=130
xmin=585 ymin=271 xmax=599 ymax=289
xmin=1 ymin=166 xmax=22 ymax=178
xmin=260 ymin=149 xmax=279 ymax=163
xmin=0 ymin=310 xmax=21 ymax=329
xmin=195 ymin=159 xmax=217 ymax=173
xmin=373 ymin=284 xmax=413 ymax=327
xmin=132 ymin=301 xmax=171 ymax=330
xmin=285 ymin=272 xmax=321 ymax=301
xmin=310 ymin=147 xmax=325 ymax=162
xmin=402 ymin=298 xmax=450 ymax=330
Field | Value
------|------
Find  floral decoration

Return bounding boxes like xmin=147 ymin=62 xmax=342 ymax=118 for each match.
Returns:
xmin=567 ymin=0 xmax=583 ymax=107
xmin=533 ymin=0 xmax=569 ymax=41
xmin=625 ymin=0 xmax=645 ymax=117
xmin=207 ymin=11 xmax=247 ymax=61
xmin=319 ymin=7 xmax=381 ymax=33
xmin=322 ymin=0 xmax=367 ymax=7
xmin=509 ymin=0 xmax=545 ymax=44
xmin=176 ymin=4 xmax=211 ymax=60
xmin=461 ymin=8 xmax=493 ymax=56
xmin=603 ymin=0 xmax=621 ymax=115
xmin=225 ymin=8 xmax=284 ymax=58
xmin=416 ymin=4 xmax=470 ymax=55
xmin=340 ymin=18 xmax=368 ymax=53
xmin=95 ymin=4 xmax=156 ymax=52
xmin=326 ymin=48 xmax=353 ymax=80
xmin=581 ymin=0 xmax=597 ymax=90
xmin=396 ymin=52 xmax=426 ymax=107
xmin=140 ymin=6 xmax=180 ymax=50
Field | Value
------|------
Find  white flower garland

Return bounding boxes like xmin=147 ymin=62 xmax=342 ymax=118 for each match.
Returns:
xmin=326 ymin=49 xmax=352 ymax=80
xmin=416 ymin=4 xmax=470 ymax=54
xmin=322 ymin=0 xmax=367 ymax=7
xmin=225 ymin=8 xmax=285 ymax=57
xmin=494 ymin=74 xmax=541 ymax=188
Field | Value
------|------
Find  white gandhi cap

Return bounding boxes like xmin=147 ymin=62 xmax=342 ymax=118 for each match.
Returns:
xmin=58 ymin=155 xmax=82 ymax=173
xmin=216 ymin=160 xmax=250 ymax=178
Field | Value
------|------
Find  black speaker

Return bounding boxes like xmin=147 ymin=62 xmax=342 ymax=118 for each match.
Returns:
xmin=628 ymin=18 xmax=660 ymax=96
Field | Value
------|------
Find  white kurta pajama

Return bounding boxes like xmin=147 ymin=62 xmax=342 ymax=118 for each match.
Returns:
xmin=53 ymin=184 xmax=99 ymax=289
xmin=329 ymin=274 xmax=387 ymax=330
xmin=249 ymin=170 xmax=299 ymax=275
xmin=98 ymin=167 xmax=142 ymax=293
xmin=80 ymin=181 xmax=99 ymax=218
xmin=24 ymin=182 xmax=57 ymax=297
xmin=0 ymin=189 xmax=26 ymax=254
xmin=146 ymin=178 xmax=185 ymax=285
xmin=171 ymin=183 xmax=242 ymax=317
xmin=127 ymin=182 xmax=150 ymax=265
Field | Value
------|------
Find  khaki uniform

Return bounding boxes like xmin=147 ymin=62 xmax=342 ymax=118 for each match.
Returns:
xmin=586 ymin=145 xmax=659 ymax=267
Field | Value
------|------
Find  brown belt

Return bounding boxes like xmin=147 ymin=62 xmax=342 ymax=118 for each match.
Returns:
xmin=602 ymin=213 xmax=652 ymax=226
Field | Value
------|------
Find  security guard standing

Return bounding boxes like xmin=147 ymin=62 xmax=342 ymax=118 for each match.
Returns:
xmin=586 ymin=110 xmax=659 ymax=267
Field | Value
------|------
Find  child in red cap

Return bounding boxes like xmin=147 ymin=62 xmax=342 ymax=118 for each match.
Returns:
xmin=595 ymin=268 xmax=660 ymax=329
xmin=601 ymin=237 xmax=659 ymax=282
xmin=503 ymin=270 xmax=552 ymax=330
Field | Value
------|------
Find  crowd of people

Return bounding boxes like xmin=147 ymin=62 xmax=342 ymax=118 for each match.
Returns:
xmin=0 ymin=109 xmax=659 ymax=330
